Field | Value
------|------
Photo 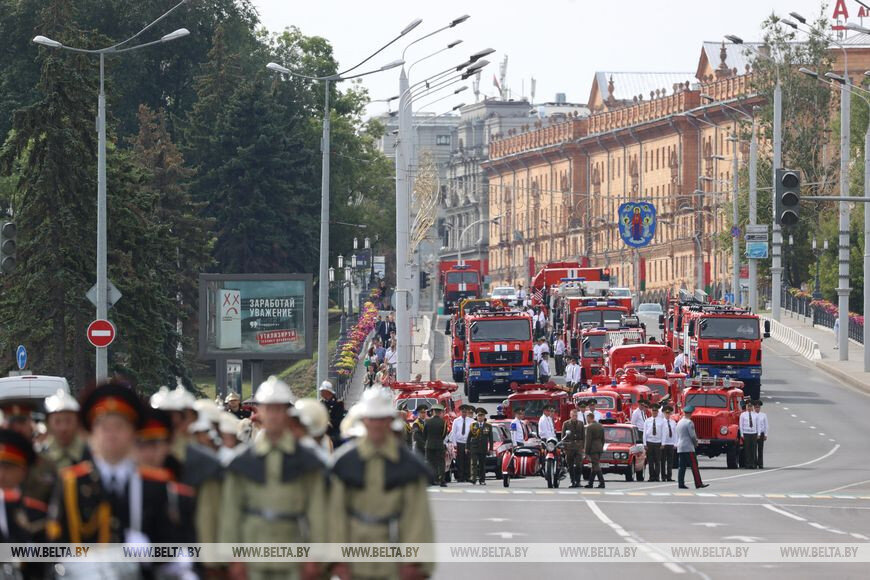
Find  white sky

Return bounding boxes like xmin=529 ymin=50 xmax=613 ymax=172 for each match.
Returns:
xmin=252 ymin=0 xmax=849 ymax=118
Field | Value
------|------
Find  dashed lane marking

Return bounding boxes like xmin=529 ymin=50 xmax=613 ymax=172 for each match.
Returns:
xmin=428 ymin=488 xmax=870 ymax=500
xmin=763 ymin=504 xmax=806 ymax=522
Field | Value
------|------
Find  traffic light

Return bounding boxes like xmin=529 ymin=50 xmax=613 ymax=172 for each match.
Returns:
xmin=419 ymin=271 xmax=430 ymax=289
xmin=775 ymin=168 xmax=800 ymax=226
xmin=0 ymin=221 xmax=16 ymax=274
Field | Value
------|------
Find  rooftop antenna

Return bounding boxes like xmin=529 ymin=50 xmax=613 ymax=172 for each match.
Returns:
xmin=530 ymin=77 xmax=536 ymax=105
xmin=472 ymin=70 xmax=481 ymax=102
xmin=498 ymin=54 xmax=508 ymax=100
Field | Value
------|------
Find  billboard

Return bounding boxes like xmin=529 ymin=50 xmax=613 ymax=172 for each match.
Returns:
xmin=198 ymin=274 xmax=313 ymax=360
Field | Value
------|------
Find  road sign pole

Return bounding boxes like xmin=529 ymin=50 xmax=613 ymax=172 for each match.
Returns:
xmin=749 ymin=116 xmax=758 ymax=312
xmin=96 ymin=54 xmax=108 ymax=383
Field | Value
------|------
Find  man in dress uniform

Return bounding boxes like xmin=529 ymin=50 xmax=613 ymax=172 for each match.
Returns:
xmin=643 ymin=403 xmax=664 ymax=482
xmin=423 ymin=403 xmax=448 ymax=487
xmin=319 ymin=380 xmax=346 ymax=447
xmin=538 ymin=352 xmax=552 ymax=384
xmin=565 ymin=356 xmax=582 ymax=392
xmin=553 ymin=335 xmax=566 ymax=376
xmin=538 ymin=404 xmax=557 ymax=440
xmin=224 ymin=392 xmax=250 ymax=420
xmin=220 ymin=376 xmax=326 ymax=580
xmin=2 ymin=402 xmax=58 ymax=506
xmin=410 ymin=405 xmax=427 ymax=454
xmin=0 ymin=428 xmax=47 ymax=542
xmin=510 ymin=407 xmax=528 ymax=446
xmin=631 ymin=399 xmax=648 ymax=433
xmin=676 ymin=406 xmax=708 ymax=489
xmin=41 ymin=389 xmax=87 ymax=470
xmin=561 ymin=407 xmax=586 ymax=487
xmin=576 ymin=401 xmax=589 ymax=425
xmin=584 ymin=412 xmax=605 ymax=488
xmin=661 ymin=405 xmax=678 ymax=482
xmin=46 ymin=380 xmax=177 ymax=546
xmin=739 ymin=399 xmax=758 ymax=469
xmin=754 ymin=400 xmax=768 ymax=469
xmin=448 ymin=404 xmax=473 ymax=482
xmin=329 ymin=387 xmax=434 ymax=580
xmin=467 ymin=408 xmax=493 ymax=485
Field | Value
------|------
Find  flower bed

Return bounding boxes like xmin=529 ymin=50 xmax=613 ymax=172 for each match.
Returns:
xmin=809 ymin=298 xmax=863 ymax=326
xmin=334 ymin=301 xmax=378 ymax=379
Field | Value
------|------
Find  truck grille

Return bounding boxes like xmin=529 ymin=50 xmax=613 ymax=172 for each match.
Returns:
xmin=692 ymin=417 xmax=714 ymax=439
xmin=479 ymin=351 xmax=523 ymax=364
xmin=707 ymin=349 xmax=752 ymax=362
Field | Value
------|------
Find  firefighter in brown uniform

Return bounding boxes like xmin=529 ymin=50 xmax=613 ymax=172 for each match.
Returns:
xmin=219 ymin=376 xmax=326 ymax=580
xmin=410 ymin=404 xmax=427 ymax=454
xmin=423 ymin=403 xmax=448 ymax=486
xmin=467 ymin=407 xmax=493 ymax=485
xmin=329 ymin=387 xmax=434 ymax=580
xmin=2 ymin=402 xmax=57 ymax=505
xmin=562 ymin=407 xmax=586 ymax=487
xmin=46 ymin=380 xmax=177 ymax=548
xmin=41 ymin=389 xmax=88 ymax=469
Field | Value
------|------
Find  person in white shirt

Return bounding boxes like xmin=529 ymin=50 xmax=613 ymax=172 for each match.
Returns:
xmin=533 ymin=341 xmax=542 ymax=363
xmin=554 ymin=337 xmax=566 ymax=376
xmin=517 ymin=284 xmax=527 ymax=303
xmin=538 ymin=352 xmax=552 ymax=383
xmin=660 ymin=405 xmax=678 ymax=481
xmin=587 ymin=400 xmax=604 ymax=422
xmin=536 ymin=310 xmax=547 ymax=339
xmin=738 ymin=400 xmax=758 ymax=469
xmin=754 ymin=400 xmax=768 ymax=469
xmin=642 ymin=403 xmax=665 ymax=481
xmin=673 ymin=351 xmax=687 ymax=374
xmin=537 ymin=405 xmax=557 ymax=440
xmin=449 ymin=405 xmax=474 ymax=482
xmin=510 ymin=408 xmax=528 ymax=446
xmin=630 ymin=400 xmax=648 ymax=433
xmin=565 ymin=356 xmax=581 ymax=391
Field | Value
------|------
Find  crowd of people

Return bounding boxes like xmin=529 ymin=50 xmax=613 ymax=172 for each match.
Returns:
xmin=0 ymin=377 xmax=434 ymax=579
xmin=363 ymin=314 xmax=398 ymax=388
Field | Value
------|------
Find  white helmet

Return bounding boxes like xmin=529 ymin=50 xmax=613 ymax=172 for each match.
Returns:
xmin=218 ymin=412 xmax=240 ymax=436
xmin=169 ymin=384 xmax=196 ymax=411
xmin=355 ymin=387 xmax=397 ymax=419
xmin=44 ymin=389 xmax=80 ymax=414
xmin=289 ymin=399 xmax=329 ymax=437
xmin=149 ymin=386 xmax=175 ymax=411
xmin=254 ymin=376 xmax=295 ymax=405
xmin=194 ymin=399 xmax=222 ymax=423
xmin=319 ymin=380 xmax=335 ymax=395
xmin=188 ymin=415 xmax=212 ymax=434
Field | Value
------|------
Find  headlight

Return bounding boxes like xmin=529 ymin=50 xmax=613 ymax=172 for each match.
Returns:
xmin=546 ymin=441 xmax=557 ymax=452
xmin=720 ymin=426 xmax=729 ymax=435
xmin=616 ymin=452 xmax=629 ymax=460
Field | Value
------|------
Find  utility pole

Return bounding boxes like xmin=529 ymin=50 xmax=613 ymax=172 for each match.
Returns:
xmin=749 ymin=116 xmax=759 ymax=313
xmin=395 ymin=68 xmax=413 ymax=381
xmin=771 ymin=82 xmax=783 ymax=320
xmin=837 ymin=80 xmax=851 ymax=360
xmin=865 ymin=117 xmax=870 ymax=370
xmin=731 ymin=135 xmax=740 ymax=305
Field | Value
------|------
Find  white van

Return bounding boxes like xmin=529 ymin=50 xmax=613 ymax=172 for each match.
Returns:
xmin=0 ymin=375 xmax=71 ymax=405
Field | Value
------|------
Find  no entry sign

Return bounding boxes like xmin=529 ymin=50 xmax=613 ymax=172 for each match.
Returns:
xmin=87 ymin=319 xmax=116 ymax=348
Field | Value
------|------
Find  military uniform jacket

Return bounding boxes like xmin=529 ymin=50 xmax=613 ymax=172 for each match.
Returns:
xmin=329 ymin=436 xmax=434 ymax=578
xmin=24 ymin=454 xmax=58 ymax=505
xmin=41 ymin=436 xmax=88 ymax=471
xmin=584 ymin=422 xmax=605 ymax=454
xmin=1 ymin=489 xmax=47 ymax=543
xmin=422 ymin=416 xmax=448 ymax=450
xmin=171 ymin=436 xmax=223 ymax=544
xmin=467 ymin=421 xmax=493 ymax=454
xmin=47 ymin=461 xmax=176 ymax=543
xmin=561 ymin=419 xmax=586 ymax=451
xmin=219 ymin=432 xmax=327 ymax=572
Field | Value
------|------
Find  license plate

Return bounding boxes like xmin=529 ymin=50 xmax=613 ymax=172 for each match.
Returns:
xmin=494 ymin=372 xmax=510 ymax=377
xmin=697 ymin=439 xmax=710 ymax=445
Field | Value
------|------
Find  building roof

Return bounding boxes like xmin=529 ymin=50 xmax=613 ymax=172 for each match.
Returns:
xmin=837 ymin=32 xmax=870 ymax=46
xmin=697 ymin=41 xmax=762 ymax=80
xmin=589 ymin=72 xmax=694 ymax=111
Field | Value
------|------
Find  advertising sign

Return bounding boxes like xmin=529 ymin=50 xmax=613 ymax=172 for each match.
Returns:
xmin=617 ymin=201 xmax=657 ymax=248
xmin=199 ymin=274 xmax=313 ymax=360
xmin=746 ymin=241 xmax=769 ymax=259
xmin=373 ymin=256 xmax=386 ymax=280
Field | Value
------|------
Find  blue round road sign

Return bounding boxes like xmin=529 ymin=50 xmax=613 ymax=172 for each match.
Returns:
xmin=16 ymin=345 xmax=26 ymax=370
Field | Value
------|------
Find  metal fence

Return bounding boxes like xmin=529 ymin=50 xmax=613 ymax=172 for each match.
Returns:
xmin=780 ymin=287 xmax=864 ymax=345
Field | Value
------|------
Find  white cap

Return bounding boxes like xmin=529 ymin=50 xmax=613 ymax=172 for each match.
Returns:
xmin=149 ymin=386 xmax=175 ymax=411
xmin=169 ymin=384 xmax=196 ymax=411
xmin=319 ymin=380 xmax=335 ymax=395
xmin=290 ymin=399 xmax=329 ymax=437
xmin=254 ymin=376 xmax=294 ymax=405
xmin=188 ymin=415 xmax=212 ymax=434
xmin=218 ymin=412 xmax=240 ymax=435
xmin=194 ymin=399 xmax=222 ymax=423
xmin=44 ymin=389 xmax=80 ymax=414
xmin=355 ymin=387 xmax=396 ymax=419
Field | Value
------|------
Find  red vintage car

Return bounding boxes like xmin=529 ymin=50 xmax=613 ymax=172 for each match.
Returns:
xmin=572 ymin=389 xmax=628 ymax=423
xmin=583 ymin=420 xmax=647 ymax=481
xmin=504 ymin=382 xmax=572 ymax=435
xmin=392 ymin=380 xmax=461 ymax=430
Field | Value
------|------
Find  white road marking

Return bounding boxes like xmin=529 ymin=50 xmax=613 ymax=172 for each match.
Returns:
xmin=809 ymin=426 xmax=816 ymax=429
xmin=808 ymin=522 xmax=827 ymax=530
xmin=852 ymin=533 xmax=870 ymax=540
xmin=484 ymin=517 xmax=509 ymax=522
xmin=800 ymin=420 xmax=807 ymax=424
xmin=722 ymin=535 xmax=763 ymax=543
xmin=763 ymin=504 xmax=806 ymax=522
xmin=431 ymin=498 xmax=870 ymax=510
xmin=817 ymin=478 xmax=870 ymax=494
xmin=486 ymin=531 xmax=526 ymax=539
xmin=693 ymin=522 xmax=726 ymax=528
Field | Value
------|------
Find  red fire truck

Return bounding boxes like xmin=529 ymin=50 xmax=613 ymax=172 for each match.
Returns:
xmin=681 ymin=377 xmax=746 ymax=468
xmin=504 ymin=382 xmax=572 ymax=436
xmin=574 ymin=321 xmax=645 ymax=386
xmin=446 ymin=298 xmax=505 ymax=382
xmin=464 ymin=310 xmax=536 ymax=403
xmin=442 ymin=263 xmax=483 ymax=314
xmin=530 ymin=262 xmax=610 ymax=301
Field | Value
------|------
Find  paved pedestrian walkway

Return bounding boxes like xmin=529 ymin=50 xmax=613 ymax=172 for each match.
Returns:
xmin=773 ymin=313 xmax=870 ymax=395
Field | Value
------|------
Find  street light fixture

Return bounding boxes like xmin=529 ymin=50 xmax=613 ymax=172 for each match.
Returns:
xmin=33 ymin=1 xmax=190 ymax=384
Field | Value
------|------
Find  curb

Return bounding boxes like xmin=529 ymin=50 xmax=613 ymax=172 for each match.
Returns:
xmin=815 ymin=361 xmax=870 ymax=396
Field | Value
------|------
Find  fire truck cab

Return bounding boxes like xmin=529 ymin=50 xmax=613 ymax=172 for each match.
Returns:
xmin=446 ymin=299 xmax=505 ymax=382
xmin=464 ymin=311 xmax=536 ymax=403
xmin=573 ymin=389 xmax=628 ymax=423
xmin=392 ymin=380 xmax=461 ymax=428
xmin=504 ymin=382 xmax=572 ymax=436
xmin=682 ymin=377 xmax=745 ymax=468
xmin=442 ymin=264 xmax=482 ymax=314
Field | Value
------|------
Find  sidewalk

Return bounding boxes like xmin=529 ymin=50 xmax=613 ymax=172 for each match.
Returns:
xmin=773 ymin=314 xmax=870 ymax=395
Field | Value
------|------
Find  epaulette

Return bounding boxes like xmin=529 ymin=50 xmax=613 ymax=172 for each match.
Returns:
xmin=168 ymin=481 xmax=196 ymax=497
xmin=23 ymin=496 xmax=47 ymax=512
xmin=62 ymin=461 xmax=93 ymax=478
xmin=2 ymin=489 xmax=21 ymax=502
xmin=139 ymin=466 xmax=172 ymax=482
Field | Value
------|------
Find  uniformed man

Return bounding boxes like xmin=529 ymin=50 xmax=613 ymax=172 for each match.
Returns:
xmin=291 ymin=398 xmax=333 ymax=461
xmin=754 ymin=400 xmax=768 ymax=469
xmin=576 ymin=401 xmax=589 ymax=425
xmin=538 ymin=351 xmax=552 ymax=383
xmin=423 ymin=403 xmax=448 ymax=487
xmin=217 ymin=412 xmax=242 ymax=466
xmin=561 ymin=408 xmax=586 ymax=487
xmin=42 ymin=388 xmax=87 ymax=470
xmin=220 ymin=376 xmax=326 ymax=580
xmin=554 ymin=336 xmax=566 ymax=376
xmin=587 ymin=399 xmax=604 ymax=422
xmin=676 ymin=406 xmax=708 ymax=489
xmin=631 ymin=399 xmax=649 ymax=433
xmin=643 ymin=403 xmax=665 ymax=482
xmin=47 ymin=380 xmax=177 ymax=549
xmin=565 ymin=356 xmax=582 ymax=392
xmin=448 ymin=405 xmax=473 ymax=482
xmin=0 ymin=428 xmax=47 ymax=542
xmin=584 ymin=412 xmax=605 ymax=488
xmin=319 ymin=380 xmax=346 ymax=447
xmin=739 ymin=399 xmax=758 ymax=469
xmin=467 ymin=408 xmax=493 ymax=485
xmin=510 ymin=407 xmax=528 ymax=446
xmin=225 ymin=391 xmax=250 ymax=420
xmin=410 ymin=405 xmax=427 ymax=454
xmin=2 ymin=402 xmax=57 ymax=505
xmin=538 ymin=404 xmax=556 ymax=440
xmin=661 ymin=405 xmax=677 ymax=482
xmin=329 ymin=387 xmax=434 ymax=580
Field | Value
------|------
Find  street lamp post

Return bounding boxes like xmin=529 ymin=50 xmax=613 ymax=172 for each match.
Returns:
xmin=34 ymin=4 xmax=190 ymax=384
xmin=457 ymin=215 xmax=502 ymax=268
xmin=812 ymin=236 xmax=826 ymax=300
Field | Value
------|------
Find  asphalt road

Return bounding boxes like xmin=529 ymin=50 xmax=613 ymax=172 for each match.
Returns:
xmin=427 ymin=323 xmax=870 ymax=579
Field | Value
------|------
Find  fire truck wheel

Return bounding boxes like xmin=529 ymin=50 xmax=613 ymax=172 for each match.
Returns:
xmin=726 ymin=443 xmax=739 ymax=469
xmin=468 ymin=384 xmax=479 ymax=403
xmin=625 ymin=461 xmax=635 ymax=482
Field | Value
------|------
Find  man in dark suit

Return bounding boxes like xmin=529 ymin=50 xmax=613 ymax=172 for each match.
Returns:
xmin=562 ymin=408 xmax=586 ymax=487
xmin=584 ymin=412 xmax=605 ymax=488
xmin=423 ymin=404 xmax=448 ymax=487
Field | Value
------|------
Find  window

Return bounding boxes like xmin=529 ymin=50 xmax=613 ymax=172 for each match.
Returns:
xmin=436 ymin=134 xmax=450 ymax=146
